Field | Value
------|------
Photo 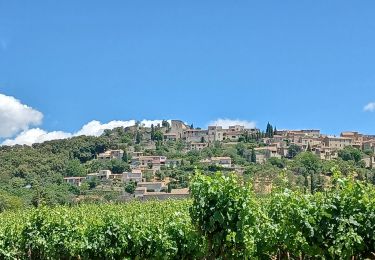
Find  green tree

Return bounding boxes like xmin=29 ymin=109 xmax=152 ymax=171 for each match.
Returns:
xmin=161 ymin=120 xmax=170 ymax=131
xmin=151 ymin=124 xmax=155 ymax=141
xmin=153 ymin=130 xmax=163 ymax=141
xmin=268 ymin=157 xmax=285 ymax=168
xmin=0 ymin=190 xmax=23 ymax=212
xmin=251 ymin=148 xmax=256 ymax=163
xmin=186 ymin=150 xmax=201 ymax=164
xmin=122 ymin=151 xmax=129 ymax=163
xmin=287 ymin=144 xmax=302 ymax=158
xmin=108 ymin=159 xmax=130 ymax=174
xmin=124 ymin=181 xmax=136 ymax=194
xmin=265 ymin=122 xmax=274 ymax=138
xmin=79 ymin=182 xmax=90 ymax=195
xmin=338 ymin=146 xmax=363 ymax=164
xmin=144 ymin=172 xmax=153 ymax=182
xmin=236 ymin=143 xmax=246 ymax=157
xmin=135 ymin=131 xmax=142 ymax=144
xmin=295 ymin=152 xmax=321 ymax=193
xmin=65 ymin=159 xmax=86 ymax=177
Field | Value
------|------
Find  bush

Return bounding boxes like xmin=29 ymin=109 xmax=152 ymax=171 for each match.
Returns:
xmin=0 ymin=191 xmax=23 ymax=212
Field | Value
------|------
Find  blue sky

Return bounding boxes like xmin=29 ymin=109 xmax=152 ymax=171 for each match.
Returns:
xmin=0 ymin=1 xmax=375 ymax=144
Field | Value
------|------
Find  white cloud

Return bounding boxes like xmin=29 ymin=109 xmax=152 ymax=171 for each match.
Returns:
xmin=0 ymin=93 xmax=173 ymax=145
xmin=75 ymin=120 xmax=137 ymax=136
xmin=2 ymin=119 xmax=170 ymax=146
xmin=0 ymin=93 xmax=43 ymax=138
xmin=139 ymin=120 xmax=165 ymax=128
xmin=207 ymin=118 xmax=256 ymax=129
xmin=364 ymin=102 xmax=375 ymax=112
xmin=2 ymin=117 xmax=257 ymax=146
xmin=75 ymin=119 xmax=166 ymax=137
xmin=2 ymin=128 xmax=72 ymax=146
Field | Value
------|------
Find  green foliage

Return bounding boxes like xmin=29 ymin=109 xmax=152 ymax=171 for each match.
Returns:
xmin=190 ymin=172 xmax=260 ymax=258
xmin=107 ymin=159 xmax=130 ymax=174
xmin=65 ymin=159 xmax=86 ymax=177
xmin=288 ymin=144 xmax=302 ymax=158
xmin=190 ymin=170 xmax=375 ymax=259
xmin=251 ymin=148 xmax=256 ymax=163
xmin=293 ymin=152 xmax=322 ymax=193
xmin=0 ymin=201 xmax=205 ymax=259
xmin=162 ymin=120 xmax=171 ymax=132
xmin=186 ymin=150 xmax=201 ymax=164
xmin=135 ymin=131 xmax=142 ymax=144
xmin=268 ymin=157 xmax=286 ymax=169
xmin=338 ymin=146 xmax=363 ymax=164
xmin=84 ymin=159 xmax=129 ymax=174
xmin=0 ymin=171 xmax=375 ymax=259
xmin=0 ymin=191 xmax=23 ymax=212
xmin=124 ymin=181 xmax=136 ymax=194
xmin=264 ymin=169 xmax=375 ymax=259
xmin=122 ymin=151 xmax=129 ymax=163
xmin=265 ymin=122 xmax=274 ymax=138
xmin=153 ymin=130 xmax=163 ymax=141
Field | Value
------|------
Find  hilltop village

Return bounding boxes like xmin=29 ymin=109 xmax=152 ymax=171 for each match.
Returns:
xmin=61 ymin=120 xmax=375 ymax=200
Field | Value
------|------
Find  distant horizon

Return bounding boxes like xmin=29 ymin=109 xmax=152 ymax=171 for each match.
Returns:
xmin=0 ymin=91 xmax=373 ymax=146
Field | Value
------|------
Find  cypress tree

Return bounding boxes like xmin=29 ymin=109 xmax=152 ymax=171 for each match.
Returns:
xmin=265 ymin=122 xmax=274 ymax=138
xmin=151 ymin=124 xmax=155 ymax=141
xmin=251 ymin=148 xmax=256 ymax=163
xmin=304 ymin=172 xmax=309 ymax=193
xmin=136 ymin=131 xmax=142 ymax=144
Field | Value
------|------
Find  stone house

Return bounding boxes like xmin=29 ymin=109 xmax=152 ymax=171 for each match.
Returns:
xmin=137 ymin=182 xmax=165 ymax=192
xmin=63 ymin=177 xmax=86 ymax=187
xmin=183 ymin=129 xmax=208 ymax=143
xmin=340 ymin=131 xmax=363 ymax=149
xmin=86 ymin=170 xmax=113 ymax=181
xmin=123 ymin=169 xmax=143 ymax=183
xmin=208 ymin=126 xmax=225 ymax=142
xmin=322 ymin=136 xmax=352 ymax=149
xmin=211 ymin=157 xmax=232 ymax=168
xmin=170 ymin=120 xmax=189 ymax=139
xmin=163 ymin=133 xmax=177 ymax=142
xmin=254 ymin=146 xmax=281 ymax=163
xmin=189 ymin=142 xmax=208 ymax=151
xmin=98 ymin=150 xmax=124 ymax=160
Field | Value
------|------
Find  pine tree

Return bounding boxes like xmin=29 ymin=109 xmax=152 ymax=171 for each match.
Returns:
xmin=273 ymin=126 xmax=277 ymax=135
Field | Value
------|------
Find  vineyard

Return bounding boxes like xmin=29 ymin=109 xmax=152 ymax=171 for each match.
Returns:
xmin=0 ymin=170 xmax=375 ymax=259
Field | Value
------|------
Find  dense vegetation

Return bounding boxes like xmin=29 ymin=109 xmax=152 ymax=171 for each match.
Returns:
xmin=0 ymin=200 xmax=202 ymax=259
xmin=0 ymin=124 xmax=374 ymax=210
xmin=0 ymin=170 xmax=374 ymax=259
